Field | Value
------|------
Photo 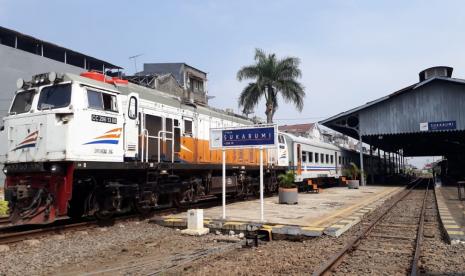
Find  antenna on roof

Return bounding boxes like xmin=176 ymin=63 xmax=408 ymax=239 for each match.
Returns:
xmin=129 ymin=54 xmax=143 ymax=75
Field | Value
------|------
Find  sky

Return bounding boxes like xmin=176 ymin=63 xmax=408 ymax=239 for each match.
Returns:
xmin=1 ymin=0 xmax=464 ymax=168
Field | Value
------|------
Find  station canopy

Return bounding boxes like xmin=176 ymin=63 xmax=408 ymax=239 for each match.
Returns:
xmin=320 ymin=66 xmax=465 ymax=157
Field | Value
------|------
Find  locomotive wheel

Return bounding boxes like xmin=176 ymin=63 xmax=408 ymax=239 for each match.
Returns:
xmin=94 ymin=209 xmax=114 ymax=220
xmin=173 ymin=187 xmax=195 ymax=207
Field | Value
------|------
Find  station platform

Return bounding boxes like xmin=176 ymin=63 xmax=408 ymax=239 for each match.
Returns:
xmin=435 ymin=185 xmax=465 ymax=244
xmin=152 ymin=185 xmax=403 ymax=239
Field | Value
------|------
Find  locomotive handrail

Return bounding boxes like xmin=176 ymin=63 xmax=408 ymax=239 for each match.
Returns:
xmin=141 ymin=129 xmax=149 ymax=162
xmin=157 ymin=130 xmax=174 ymax=163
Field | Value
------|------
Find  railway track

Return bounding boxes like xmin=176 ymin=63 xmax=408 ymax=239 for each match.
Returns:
xmin=0 ymin=216 xmax=10 ymax=226
xmin=0 ymin=194 xmax=243 ymax=245
xmin=313 ymin=178 xmax=431 ymax=275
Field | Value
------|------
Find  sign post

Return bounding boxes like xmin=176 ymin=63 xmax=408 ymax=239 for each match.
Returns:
xmin=222 ymin=149 xmax=226 ymax=219
xmin=210 ymin=124 xmax=277 ymax=222
xmin=259 ymin=146 xmax=264 ymax=221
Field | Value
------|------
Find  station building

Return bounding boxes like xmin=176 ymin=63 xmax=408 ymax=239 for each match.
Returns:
xmin=321 ymin=66 xmax=465 ymax=183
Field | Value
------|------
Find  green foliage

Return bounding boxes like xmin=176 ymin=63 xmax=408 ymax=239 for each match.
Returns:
xmin=0 ymin=200 xmax=8 ymax=216
xmin=342 ymin=162 xmax=361 ymax=180
xmin=237 ymin=48 xmax=306 ymax=123
xmin=278 ymin=170 xmax=297 ymax=189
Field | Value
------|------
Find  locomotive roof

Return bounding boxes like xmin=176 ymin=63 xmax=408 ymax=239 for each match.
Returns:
xmin=281 ymin=132 xmax=340 ymax=151
xmin=63 ymin=72 xmax=254 ymax=125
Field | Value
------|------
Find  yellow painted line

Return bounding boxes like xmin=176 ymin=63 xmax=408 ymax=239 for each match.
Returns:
xmin=312 ymin=187 xmax=398 ymax=227
xmin=261 ymin=224 xmax=273 ymax=229
xmin=223 ymin=221 xmax=246 ymax=226
xmin=271 ymin=224 xmax=284 ymax=228
xmin=444 ymin=225 xmax=461 ymax=229
xmin=164 ymin=218 xmax=183 ymax=222
xmin=448 ymin=230 xmax=465 ymax=235
xmin=301 ymin=226 xmax=325 ymax=231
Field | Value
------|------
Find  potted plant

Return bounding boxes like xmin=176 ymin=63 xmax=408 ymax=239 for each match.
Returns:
xmin=343 ymin=162 xmax=361 ymax=189
xmin=278 ymin=170 xmax=298 ymax=204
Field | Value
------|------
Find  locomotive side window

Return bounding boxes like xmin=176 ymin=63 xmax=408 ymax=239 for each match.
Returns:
xmin=38 ymin=84 xmax=71 ymax=110
xmin=10 ymin=89 xmax=34 ymax=114
xmin=87 ymin=90 xmax=103 ymax=109
xmin=128 ymin=96 xmax=137 ymax=119
xmin=184 ymin=119 xmax=193 ymax=136
xmin=87 ymin=89 xmax=118 ymax=112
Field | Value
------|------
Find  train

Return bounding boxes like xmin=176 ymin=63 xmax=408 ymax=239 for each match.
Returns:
xmin=0 ymin=71 xmax=382 ymax=225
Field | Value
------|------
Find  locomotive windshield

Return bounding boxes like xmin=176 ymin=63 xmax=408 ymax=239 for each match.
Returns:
xmin=10 ymin=89 xmax=35 ymax=114
xmin=38 ymin=84 xmax=71 ymax=110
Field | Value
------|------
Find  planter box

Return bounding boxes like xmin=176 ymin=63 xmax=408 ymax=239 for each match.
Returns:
xmin=279 ymin=187 xmax=298 ymax=204
xmin=347 ymin=180 xmax=360 ymax=189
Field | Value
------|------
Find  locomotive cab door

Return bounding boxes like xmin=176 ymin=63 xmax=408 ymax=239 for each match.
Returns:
xmin=124 ymin=93 xmax=139 ymax=159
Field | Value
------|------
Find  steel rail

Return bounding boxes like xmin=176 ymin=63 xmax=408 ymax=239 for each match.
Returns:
xmin=312 ymin=178 xmax=425 ymax=276
xmin=410 ymin=178 xmax=430 ymax=275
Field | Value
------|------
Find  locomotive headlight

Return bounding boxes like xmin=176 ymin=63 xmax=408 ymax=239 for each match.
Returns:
xmin=2 ymin=167 xmax=7 ymax=174
xmin=50 ymin=164 xmax=60 ymax=173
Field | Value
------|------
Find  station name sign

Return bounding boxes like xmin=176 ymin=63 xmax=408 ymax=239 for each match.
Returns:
xmin=210 ymin=125 xmax=277 ymax=149
xmin=420 ymin=120 xmax=456 ymax=132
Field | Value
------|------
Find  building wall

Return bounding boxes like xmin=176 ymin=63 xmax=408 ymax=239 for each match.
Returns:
xmin=360 ymin=80 xmax=465 ymax=135
xmin=0 ymin=44 xmax=85 ymax=186
xmin=0 ymin=44 xmax=85 ymax=120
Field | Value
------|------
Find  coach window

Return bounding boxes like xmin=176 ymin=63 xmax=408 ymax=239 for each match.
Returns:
xmin=184 ymin=119 xmax=193 ymax=136
xmin=302 ymin=151 xmax=307 ymax=163
xmin=315 ymin=152 xmax=319 ymax=163
xmin=330 ymin=155 xmax=334 ymax=164
xmin=128 ymin=96 xmax=137 ymax=119
xmin=320 ymin=153 xmax=324 ymax=163
xmin=309 ymin=151 xmax=313 ymax=163
xmin=338 ymin=156 xmax=342 ymax=164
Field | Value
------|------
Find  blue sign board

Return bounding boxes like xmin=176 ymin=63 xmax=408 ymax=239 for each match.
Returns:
xmin=222 ymin=126 xmax=276 ymax=147
xmin=428 ymin=121 xmax=456 ymax=131
xmin=210 ymin=125 xmax=277 ymax=149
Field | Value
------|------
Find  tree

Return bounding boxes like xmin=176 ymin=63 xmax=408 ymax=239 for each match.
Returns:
xmin=237 ymin=48 xmax=306 ymax=123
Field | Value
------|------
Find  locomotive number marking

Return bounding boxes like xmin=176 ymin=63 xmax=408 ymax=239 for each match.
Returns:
xmin=91 ymin=114 xmax=117 ymax=124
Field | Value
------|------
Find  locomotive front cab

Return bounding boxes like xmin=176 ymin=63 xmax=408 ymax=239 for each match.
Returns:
xmin=2 ymin=72 xmax=128 ymax=224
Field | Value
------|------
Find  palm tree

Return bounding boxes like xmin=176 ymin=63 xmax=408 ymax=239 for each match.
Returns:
xmin=237 ymin=48 xmax=305 ymax=123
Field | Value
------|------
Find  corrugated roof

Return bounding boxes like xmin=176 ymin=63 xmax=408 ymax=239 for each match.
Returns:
xmin=0 ymin=26 xmax=121 ymax=69
xmin=319 ymin=76 xmax=465 ymax=125
xmin=278 ymin=123 xmax=315 ymax=133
